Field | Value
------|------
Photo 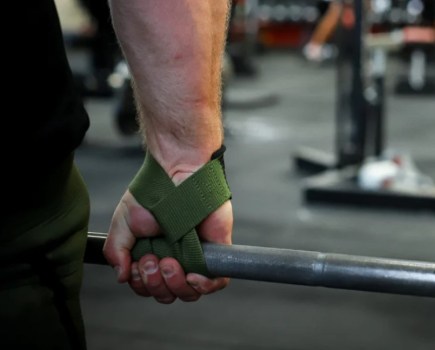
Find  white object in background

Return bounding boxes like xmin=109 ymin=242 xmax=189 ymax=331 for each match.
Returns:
xmin=358 ymin=159 xmax=399 ymax=190
xmin=358 ymin=152 xmax=435 ymax=195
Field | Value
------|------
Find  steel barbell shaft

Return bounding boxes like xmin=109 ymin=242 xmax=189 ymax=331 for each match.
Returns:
xmin=86 ymin=232 xmax=435 ymax=298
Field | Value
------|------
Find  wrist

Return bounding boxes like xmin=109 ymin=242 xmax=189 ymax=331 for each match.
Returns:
xmin=145 ymin=131 xmax=223 ymax=182
xmin=170 ymin=167 xmax=200 ymax=186
xmin=153 ymin=146 xmax=221 ymax=184
xmin=168 ymin=145 xmax=227 ymax=186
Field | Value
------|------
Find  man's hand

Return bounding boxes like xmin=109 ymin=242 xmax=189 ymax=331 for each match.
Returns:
xmin=105 ymin=0 xmax=232 ymax=304
xmin=103 ymin=190 xmax=233 ymax=304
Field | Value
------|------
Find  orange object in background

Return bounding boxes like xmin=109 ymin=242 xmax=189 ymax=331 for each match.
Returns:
xmin=341 ymin=4 xmax=355 ymax=29
xmin=258 ymin=22 xmax=314 ymax=49
xmin=403 ymin=26 xmax=435 ymax=43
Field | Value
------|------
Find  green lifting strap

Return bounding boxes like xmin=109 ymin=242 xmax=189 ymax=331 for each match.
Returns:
xmin=128 ymin=149 xmax=231 ymax=277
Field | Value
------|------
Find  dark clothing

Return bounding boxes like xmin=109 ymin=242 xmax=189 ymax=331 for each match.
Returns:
xmin=78 ymin=0 xmax=119 ymax=72
xmin=422 ymin=0 xmax=435 ymax=25
xmin=0 ymin=157 xmax=90 ymax=350
xmin=1 ymin=2 xmax=91 ymax=349
xmin=4 ymin=1 xmax=89 ymax=188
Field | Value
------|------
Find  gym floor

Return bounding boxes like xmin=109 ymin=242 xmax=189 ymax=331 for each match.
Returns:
xmin=74 ymin=48 xmax=435 ymax=350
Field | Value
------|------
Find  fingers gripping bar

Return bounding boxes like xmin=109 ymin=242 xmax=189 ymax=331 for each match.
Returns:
xmin=86 ymin=232 xmax=435 ymax=298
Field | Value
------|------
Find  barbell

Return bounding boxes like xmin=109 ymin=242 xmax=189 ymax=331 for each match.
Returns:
xmin=86 ymin=232 xmax=435 ymax=298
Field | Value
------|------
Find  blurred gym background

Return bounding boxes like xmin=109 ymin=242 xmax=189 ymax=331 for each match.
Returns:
xmin=56 ymin=1 xmax=434 ymax=349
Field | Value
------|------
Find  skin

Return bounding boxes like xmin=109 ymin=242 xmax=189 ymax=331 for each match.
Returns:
xmin=309 ymin=1 xmax=343 ymax=46
xmin=103 ymin=0 xmax=233 ymax=304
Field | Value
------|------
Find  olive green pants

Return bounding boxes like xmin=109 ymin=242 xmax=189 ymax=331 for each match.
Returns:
xmin=0 ymin=155 xmax=90 ymax=350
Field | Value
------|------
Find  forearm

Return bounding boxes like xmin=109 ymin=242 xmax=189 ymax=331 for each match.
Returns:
xmin=109 ymin=0 xmax=230 ymax=177
xmin=309 ymin=2 xmax=342 ymax=45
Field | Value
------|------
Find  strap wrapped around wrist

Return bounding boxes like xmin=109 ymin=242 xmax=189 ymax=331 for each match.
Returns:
xmin=128 ymin=146 xmax=231 ymax=276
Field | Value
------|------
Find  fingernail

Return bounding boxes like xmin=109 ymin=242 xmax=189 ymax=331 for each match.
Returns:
xmin=131 ymin=267 xmax=141 ymax=281
xmin=161 ymin=266 xmax=174 ymax=279
xmin=187 ymin=280 xmax=199 ymax=288
xmin=143 ymin=260 xmax=158 ymax=275
xmin=187 ymin=274 xmax=204 ymax=287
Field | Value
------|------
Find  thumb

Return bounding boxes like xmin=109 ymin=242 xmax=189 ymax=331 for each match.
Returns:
xmin=103 ymin=191 xmax=161 ymax=283
xmin=197 ymin=200 xmax=233 ymax=245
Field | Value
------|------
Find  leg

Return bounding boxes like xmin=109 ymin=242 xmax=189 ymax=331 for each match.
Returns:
xmin=0 ymin=160 xmax=90 ymax=350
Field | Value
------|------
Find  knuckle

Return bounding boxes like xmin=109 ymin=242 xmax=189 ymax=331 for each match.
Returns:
xmin=181 ymin=295 xmax=200 ymax=302
xmin=155 ymin=297 xmax=176 ymax=304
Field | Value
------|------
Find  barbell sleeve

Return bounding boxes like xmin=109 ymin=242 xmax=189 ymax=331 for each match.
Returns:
xmin=86 ymin=232 xmax=435 ymax=298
